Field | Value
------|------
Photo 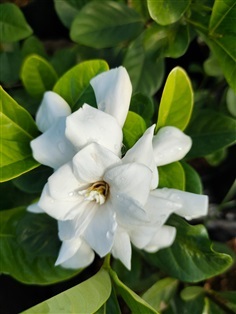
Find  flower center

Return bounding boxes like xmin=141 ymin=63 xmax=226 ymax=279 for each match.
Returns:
xmin=79 ymin=181 xmax=109 ymax=205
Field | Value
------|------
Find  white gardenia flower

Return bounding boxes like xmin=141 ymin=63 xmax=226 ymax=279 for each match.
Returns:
xmin=30 ymin=66 xmax=132 ymax=170
xmin=34 ymin=125 xmax=208 ymax=270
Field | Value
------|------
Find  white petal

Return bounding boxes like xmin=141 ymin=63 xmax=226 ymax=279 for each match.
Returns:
xmin=27 ymin=202 xmax=44 ymax=213
xmin=129 ymin=224 xmax=159 ymax=249
xmin=111 ymin=227 xmax=132 ymax=270
xmin=83 ymin=203 xmax=117 ymax=257
xmin=56 ymin=237 xmax=95 ymax=269
xmin=65 ymin=104 xmax=123 ymax=155
xmin=153 ymin=126 xmax=192 ymax=166
xmin=58 ymin=220 xmax=76 ymax=241
xmin=152 ymin=188 xmax=208 ymax=220
xmin=72 ymin=143 xmax=121 ymax=184
xmin=90 ymin=66 xmax=132 ymax=127
xmin=123 ymin=125 xmax=158 ymax=189
xmin=144 ymin=225 xmax=176 ymax=253
xmin=31 ymin=117 xmax=76 ymax=169
xmin=36 ymin=91 xmax=71 ymax=133
xmin=104 ymin=163 xmax=152 ymax=206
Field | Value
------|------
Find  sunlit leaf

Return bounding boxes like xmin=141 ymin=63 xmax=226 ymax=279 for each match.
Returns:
xmin=70 ymin=1 xmax=144 ymax=48
xmin=156 ymin=67 xmax=193 ymax=131
xmin=144 ymin=215 xmax=233 ymax=282
xmin=0 ymin=3 xmax=32 ymax=42
xmin=21 ymin=54 xmax=58 ymax=98
xmin=23 ymin=268 xmax=111 ymax=313
xmin=0 ymin=87 xmax=39 ymax=182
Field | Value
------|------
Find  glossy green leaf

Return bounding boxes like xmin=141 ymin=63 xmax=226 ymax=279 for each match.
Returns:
xmin=123 ymin=36 xmax=165 ymax=96
xmin=144 ymin=22 xmax=190 ymax=58
xmin=70 ymin=1 xmax=144 ymax=48
xmin=158 ymin=162 xmax=185 ymax=191
xmin=156 ymin=67 xmax=193 ymax=131
xmin=23 ymin=268 xmax=111 ymax=313
xmin=144 ymin=215 xmax=233 ymax=282
xmin=21 ymin=54 xmax=58 ymax=98
xmin=0 ymin=207 xmax=81 ymax=285
xmin=0 ymin=3 xmax=32 ymax=42
xmin=0 ymin=44 xmax=22 ymax=84
xmin=147 ymin=0 xmax=190 ymax=25
xmin=180 ymin=286 xmax=204 ymax=301
xmin=129 ymin=92 xmax=154 ymax=124
xmin=186 ymin=109 xmax=236 ymax=158
xmin=53 ymin=59 xmax=108 ymax=108
xmin=181 ymin=162 xmax=203 ymax=194
xmin=54 ymin=0 xmax=88 ymax=28
xmin=21 ymin=36 xmax=47 ymax=59
xmin=110 ymin=269 xmax=158 ymax=314
xmin=129 ymin=0 xmax=150 ymax=20
xmin=142 ymin=277 xmax=178 ymax=311
xmin=0 ymin=87 xmax=39 ymax=182
xmin=50 ymin=47 xmax=77 ymax=76
xmin=167 ymin=294 xmax=205 ymax=314
xmin=202 ymin=0 xmax=236 ymax=91
xmin=123 ymin=111 xmax=147 ymax=149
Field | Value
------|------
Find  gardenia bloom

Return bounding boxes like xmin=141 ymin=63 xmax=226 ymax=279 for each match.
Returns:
xmin=31 ymin=123 xmax=207 ymax=270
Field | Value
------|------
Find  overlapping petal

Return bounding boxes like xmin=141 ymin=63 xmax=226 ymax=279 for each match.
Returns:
xmin=153 ymin=126 xmax=192 ymax=166
xmin=111 ymin=227 xmax=132 ymax=270
xmin=36 ymin=91 xmax=71 ymax=133
xmin=90 ymin=66 xmax=132 ymax=127
xmin=65 ymin=104 xmax=123 ymax=155
xmin=30 ymin=117 xmax=76 ymax=169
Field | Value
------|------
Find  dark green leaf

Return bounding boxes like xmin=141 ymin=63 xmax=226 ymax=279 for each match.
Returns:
xmin=70 ymin=1 xmax=144 ymax=48
xmin=158 ymin=162 xmax=185 ymax=191
xmin=147 ymin=0 xmax=191 ymax=25
xmin=21 ymin=36 xmax=47 ymax=59
xmin=0 ymin=44 xmax=22 ymax=85
xmin=0 ymin=3 xmax=32 ymax=42
xmin=0 ymin=207 xmax=81 ymax=284
xmin=129 ymin=0 xmax=150 ymax=20
xmin=110 ymin=269 xmax=159 ymax=314
xmin=180 ymin=286 xmax=204 ymax=301
xmin=21 ymin=54 xmax=58 ymax=98
xmin=156 ymin=67 xmax=193 ymax=131
xmin=129 ymin=92 xmax=154 ymax=125
xmin=181 ymin=162 xmax=203 ymax=194
xmin=53 ymin=59 xmax=108 ymax=108
xmin=203 ymin=297 xmax=225 ymax=314
xmin=186 ymin=109 xmax=236 ymax=158
xmin=0 ymin=87 xmax=39 ymax=182
xmin=23 ymin=268 xmax=111 ymax=313
xmin=144 ymin=215 xmax=233 ymax=282
xmin=50 ymin=47 xmax=77 ymax=76
xmin=123 ymin=111 xmax=147 ymax=150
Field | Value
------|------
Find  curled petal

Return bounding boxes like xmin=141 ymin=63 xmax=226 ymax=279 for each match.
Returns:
xmin=153 ymin=126 xmax=192 ymax=166
xmin=36 ymin=91 xmax=71 ymax=133
xmin=56 ymin=237 xmax=95 ymax=269
xmin=151 ymin=188 xmax=208 ymax=220
xmin=123 ymin=125 xmax=158 ymax=189
xmin=112 ymin=227 xmax=132 ymax=270
xmin=66 ymin=104 xmax=123 ymax=155
xmin=144 ymin=225 xmax=176 ymax=253
xmin=83 ymin=202 xmax=117 ymax=257
xmin=90 ymin=66 xmax=132 ymax=127
xmin=72 ymin=143 xmax=121 ymax=184
xmin=105 ymin=162 xmax=152 ymax=206
xmin=27 ymin=202 xmax=44 ymax=213
xmin=129 ymin=224 xmax=159 ymax=249
xmin=31 ymin=117 xmax=76 ymax=169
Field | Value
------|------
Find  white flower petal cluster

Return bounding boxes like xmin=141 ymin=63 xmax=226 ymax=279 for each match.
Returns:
xmin=28 ymin=66 xmax=208 ymax=270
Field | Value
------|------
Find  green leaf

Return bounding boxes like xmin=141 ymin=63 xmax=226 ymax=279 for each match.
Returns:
xmin=0 ymin=207 xmax=81 ymax=285
xmin=53 ymin=59 xmax=108 ymax=108
xmin=180 ymin=286 xmax=204 ymax=301
xmin=144 ymin=22 xmax=190 ymax=59
xmin=110 ymin=269 xmax=159 ymax=314
xmin=129 ymin=0 xmax=150 ymax=21
xmin=0 ymin=3 xmax=32 ymax=42
xmin=21 ymin=36 xmax=47 ymax=59
xmin=144 ymin=215 xmax=233 ymax=282
xmin=168 ymin=293 xmax=205 ymax=314
xmin=142 ymin=277 xmax=178 ymax=311
xmin=181 ymin=162 xmax=203 ymax=194
xmin=23 ymin=268 xmax=111 ymax=313
xmin=158 ymin=162 xmax=185 ymax=191
xmin=201 ymin=0 xmax=236 ymax=92
xmin=123 ymin=111 xmax=147 ymax=150
xmin=156 ymin=67 xmax=193 ymax=131
xmin=21 ymin=54 xmax=58 ymax=98
xmin=54 ymin=0 xmax=88 ymax=28
xmin=129 ymin=92 xmax=154 ymax=125
xmin=216 ymin=291 xmax=236 ymax=312
xmin=0 ymin=44 xmax=22 ymax=85
xmin=186 ymin=109 xmax=236 ymax=158
xmin=203 ymin=297 xmax=225 ymax=314
xmin=123 ymin=36 xmax=165 ymax=96
xmin=50 ymin=47 xmax=77 ymax=76
xmin=147 ymin=0 xmax=190 ymax=25
xmin=0 ymin=87 xmax=39 ymax=182
xmin=226 ymin=87 xmax=236 ymax=117
xmin=70 ymin=1 xmax=144 ymax=48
